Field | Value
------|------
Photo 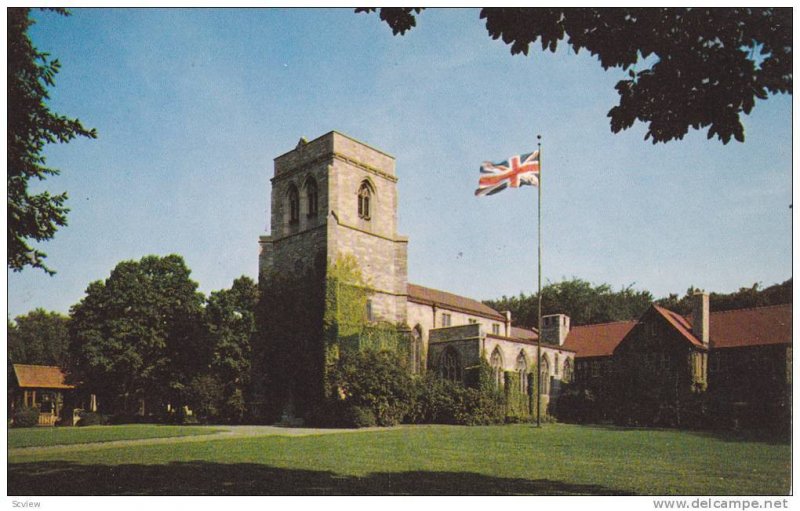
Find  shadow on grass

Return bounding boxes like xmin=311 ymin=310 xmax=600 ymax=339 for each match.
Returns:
xmin=9 ymin=460 xmax=634 ymax=496
xmin=578 ymin=423 xmax=791 ymax=446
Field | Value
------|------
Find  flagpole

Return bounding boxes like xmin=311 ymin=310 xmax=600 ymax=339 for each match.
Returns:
xmin=536 ymin=135 xmax=542 ymax=428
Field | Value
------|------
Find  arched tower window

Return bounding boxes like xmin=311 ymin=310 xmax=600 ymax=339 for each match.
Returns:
xmin=287 ymin=184 xmax=300 ymax=223
xmin=305 ymin=178 xmax=318 ymax=217
xmin=490 ymin=348 xmax=504 ymax=389
xmin=516 ymin=351 xmax=528 ymax=394
xmin=357 ymin=181 xmax=373 ymax=220
xmin=411 ymin=325 xmax=423 ymax=374
xmin=555 ymin=353 xmax=560 ymax=375
xmin=440 ymin=348 xmax=461 ymax=382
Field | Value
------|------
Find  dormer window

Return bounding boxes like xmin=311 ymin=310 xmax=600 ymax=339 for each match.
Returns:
xmin=306 ymin=178 xmax=318 ymax=217
xmin=358 ymin=181 xmax=372 ymax=220
xmin=288 ymin=184 xmax=300 ymax=223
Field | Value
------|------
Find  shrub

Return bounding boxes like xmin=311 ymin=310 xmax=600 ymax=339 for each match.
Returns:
xmin=13 ymin=407 xmax=40 ymax=428
xmin=345 ymin=405 xmax=377 ymax=428
xmin=78 ymin=411 xmax=108 ymax=426
xmin=184 ymin=374 xmax=225 ymax=422
xmin=406 ymin=373 xmax=505 ymax=425
xmin=329 ymin=348 xmax=412 ymax=426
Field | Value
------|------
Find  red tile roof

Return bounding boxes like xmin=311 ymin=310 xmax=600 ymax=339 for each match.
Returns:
xmin=562 ymin=304 xmax=792 ymax=358
xmin=562 ymin=320 xmax=637 ymax=358
xmin=13 ymin=364 xmax=74 ymax=389
xmin=407 ymin=283 xmax=506 ymax=320
xmin=653 ymin=305 xmax=705 ymax=348
xmin=707 ymin=304 xmax=792 ymax=348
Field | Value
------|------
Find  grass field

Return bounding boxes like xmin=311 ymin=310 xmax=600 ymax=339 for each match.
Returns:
xmin=8 ymin=424 xmax=224 ymax=449
xmin=8 ymin=424 xmax=790 ymax=496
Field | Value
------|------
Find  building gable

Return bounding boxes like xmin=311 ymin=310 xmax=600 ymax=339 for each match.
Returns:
xmin=12 ymin=364 xmax=74 ymax=390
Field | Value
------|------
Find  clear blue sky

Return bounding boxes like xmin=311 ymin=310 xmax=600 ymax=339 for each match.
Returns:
xmin=8 ymin=8 xmax=793 ymax=320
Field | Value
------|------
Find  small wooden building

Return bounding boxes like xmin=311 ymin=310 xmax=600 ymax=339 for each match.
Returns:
xmin=10 ymin=364 xmax=75 ymax=426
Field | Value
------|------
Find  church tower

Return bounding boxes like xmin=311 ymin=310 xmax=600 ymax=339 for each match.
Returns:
xmin=259 ymin=131 xmax=409 ymax=327
xmin=256 ymin=132 xmax=409 ymax=420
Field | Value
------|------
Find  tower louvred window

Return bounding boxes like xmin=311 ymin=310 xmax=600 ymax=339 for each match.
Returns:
xmin=288 ymin=184 xmax=300 ymax=223
xmin=358 ymin=181 xmax=372 ymax=220
xmin=305 ymin=178 xmax=318 ymax=217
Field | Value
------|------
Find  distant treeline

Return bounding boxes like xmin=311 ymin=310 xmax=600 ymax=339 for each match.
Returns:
xmin=485 ymin=278 xmax=792 ymax=329
xmin=655 ymin=278 xmax=792 ymax=316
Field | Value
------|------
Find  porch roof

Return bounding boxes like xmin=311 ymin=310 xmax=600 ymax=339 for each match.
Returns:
xmin=13 ymin=364 xmax=75 ymax=390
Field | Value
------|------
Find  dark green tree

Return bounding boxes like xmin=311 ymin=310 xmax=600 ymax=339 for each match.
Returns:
xmin=8 ymin=308 xmax=70 ymax=366
xmin=486 ymin=277 xmax=653 ymax=328
xmin=358 ymin=8 xmax=791 ymax=144
xmin=203 ymin=276 xmax=259 ymax=422
xmin=8 ymin=8 xmax=97 ymax=274
xmin=67 ymin=255 xmax=205 ymax=414
xmin=656 ymin=278 xmax=792 ymax=315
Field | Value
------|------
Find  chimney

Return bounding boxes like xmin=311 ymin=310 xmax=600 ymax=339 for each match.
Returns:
xmin=542 ymin=314 xmax=571 ymax=346
xmin=692 ymin=291 xmax=709 ymax=345
xmin=503 ymin=311 xmax=512 ymax=337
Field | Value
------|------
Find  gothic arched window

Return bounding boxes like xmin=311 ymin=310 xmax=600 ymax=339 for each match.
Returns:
xmin=305 ymin=178 xmax=318 ymax=217
xmin=490 ymin=348 xmax=504 ymax=389
xmin=540 ymin=355 xmax=550 ymax=395
xmin=440 ymin=348 xmax=461 ymax=382
xmin=288 ymin=184 xmax=300 ymax=223
xmin=563 ymin=358 xmax=573 ymax=383
xmin=357 ymin=181 xmax=373 ymax=220
xmin=516 ymin=351 xmax=528 ymax=394
xmin=411 ymin=325 xmax=423 ymax=374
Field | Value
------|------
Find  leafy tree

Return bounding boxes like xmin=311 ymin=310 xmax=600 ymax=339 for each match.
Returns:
xmin=204 ymin=276 xmax=258 ymax=422
xmin=486 ymin=277 xmax=653 ymax=328
xmin=8 ymin=308 xmax=70 ymax=366
xmin=656 ymin=278 xmax=792 ymax=315
xmin=358 ymin=8 xmax=791 ymax=144
xmin=8 ymin=8 xmax=97 ymax=274
xmin=67 ymin=255 xmax=205 ymax=414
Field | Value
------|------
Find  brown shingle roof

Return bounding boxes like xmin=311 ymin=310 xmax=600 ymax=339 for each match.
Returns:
xmin=707 ymin=304 xmax=792 ymax=348
xmin=13 ymin=364 xmax=74 ymax=389
xmin=563 ymin=320 xmax=637 ymax=358
xmin=407 ymin=283 xmax=505 ymax=320
xmin=487 ymin=332 xmax=575 ymax=352
xmin=510 ymin=325 xmax=538 ymax=341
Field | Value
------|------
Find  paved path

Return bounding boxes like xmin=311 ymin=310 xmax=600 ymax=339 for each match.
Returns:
xmin=9 ymin=425 xmax=383 ymax=456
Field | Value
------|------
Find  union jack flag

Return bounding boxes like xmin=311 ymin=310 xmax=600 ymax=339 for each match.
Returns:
xmin=475 ymin=151 xmax=540 ymax=196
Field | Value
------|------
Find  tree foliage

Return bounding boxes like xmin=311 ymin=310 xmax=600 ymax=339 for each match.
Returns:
xmin=203 ymin=276 xmax=258 ymax=422
xmin=486 ymin=277 xmax=653 ymax=328
xmin=656 ymin=278 xmax=792 ymax=316
xmin=8 ymin=8 xmax=97 ymax=274
xmin=8 ymin=308 xmax=70 ymax=366
xmin=67 ymin=255 xmax=205 ymax=414
xmin=358 ymin=7 xmax=792 ymax=144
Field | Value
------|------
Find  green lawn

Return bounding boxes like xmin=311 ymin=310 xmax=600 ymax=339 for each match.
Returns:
xmin=8 ymin=424 xmax=224 ymax=449
xmin=8 ymin=424 xmax=790 ymax=496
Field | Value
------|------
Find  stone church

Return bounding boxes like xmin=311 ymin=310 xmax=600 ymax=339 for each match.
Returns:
xmin=258 ymin=131 xmax=574 ymax=417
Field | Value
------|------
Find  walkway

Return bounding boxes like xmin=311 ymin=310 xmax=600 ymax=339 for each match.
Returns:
xmin=9 ymin=425 xmax=380 ymax=456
